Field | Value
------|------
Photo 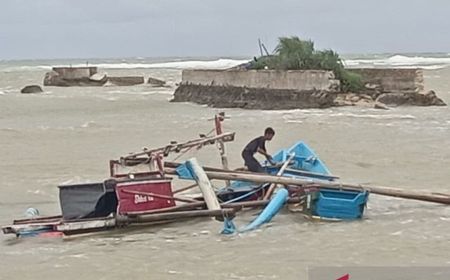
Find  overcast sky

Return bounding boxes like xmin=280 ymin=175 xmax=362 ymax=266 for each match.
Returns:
xmin=1 ymin=0 xmax=449 ymax=59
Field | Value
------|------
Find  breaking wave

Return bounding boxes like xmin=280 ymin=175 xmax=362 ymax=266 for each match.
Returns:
xmin=281 ymin=110 xmax=417 ymax=123
xmin=344 ymin=55 xmax=450 ymax=69
xmin=4 ymin=55 xmax=450 ymax=72
xmin=95 ymin=58 xmax=249 ymax=69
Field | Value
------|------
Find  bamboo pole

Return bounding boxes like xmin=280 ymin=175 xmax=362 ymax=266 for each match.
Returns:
xmin=224 ymin=197 xmax=302 ymax=210
xmin=214 ymin=114 xmax=230 ymax=187
xmin=283 ymin=168 xmax=339 ymax=180
xmin=123 ymin=197 xmax=302 ymax=216
xmin=120 ymin=209 xmax=235 ymax=224
xmin=120 ymin=189 xmax=198 ymax=203
xmin=125 ymin=202 xmax=205 ymax=216
xmin=173 ymin=183 xmax=198 ymax=194
xmin=263 ymin=153 xmax=295 ymax=200
xmin=186 ymin=158 xmax=221 ymax=211
xmin=166 ymin=167 xmax=450 ymax=205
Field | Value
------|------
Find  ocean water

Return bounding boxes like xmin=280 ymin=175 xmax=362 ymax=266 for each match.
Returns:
xmin=0 ymin=54 xmax=449 ymax=280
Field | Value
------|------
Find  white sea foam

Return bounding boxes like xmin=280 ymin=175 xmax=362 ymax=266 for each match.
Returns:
xmin=400 ymin=219 xmax=414 ymax=224
xmin=278 ymin=108 xmax=416 ymax=121
xmin=0 ymin=127 xmax=15 ymax=131
xmin=5 ymin=58 xmax=249 ymax=72
xmin=37 ymin=125 xmax=76 ymax=131
xmin=4 ymin=65 xmax=53 ymax=71
xmin=60 ymin=177 xmax=96 ymax=185
xmin=98 ymin=58 xmax=249 ymax=69
xmin=105 ymin=97 xmax=119 ymax=101
xmin=344 ymin=55 xmax=450 ymax=69
xmin=328 ymin=112 xmax=416 ymax=120
xmin=80 ymin=121 xmax=97 ymax=128
xmin=128 ymin=91 xmax=155 ymax=96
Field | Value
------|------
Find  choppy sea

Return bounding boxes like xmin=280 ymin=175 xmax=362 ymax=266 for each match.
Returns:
xmin=0 ymin=53 xmax=449 ymax=280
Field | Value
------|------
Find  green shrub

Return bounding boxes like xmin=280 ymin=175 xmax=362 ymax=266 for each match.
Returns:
xmin=339 ymin=71 xmax=363 ymax=92
xmin=249 ymin=36 xmax=362 ymax=92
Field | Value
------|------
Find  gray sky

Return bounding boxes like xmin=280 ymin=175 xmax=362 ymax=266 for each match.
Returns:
xmin=1 ymin=0 xmax=449 ymax=59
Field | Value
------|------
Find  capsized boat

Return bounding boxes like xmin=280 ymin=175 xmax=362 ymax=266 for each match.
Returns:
xmin=217 ymin=141 xmax=369 ymax=220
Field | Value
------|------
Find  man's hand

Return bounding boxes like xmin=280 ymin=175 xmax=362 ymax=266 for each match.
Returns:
xmin=266 ymin=155 xmax=276 ymax=165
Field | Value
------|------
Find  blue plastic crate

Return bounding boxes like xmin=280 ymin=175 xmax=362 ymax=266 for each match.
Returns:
xmin=312 ymin=188 xmax=369 ymax=219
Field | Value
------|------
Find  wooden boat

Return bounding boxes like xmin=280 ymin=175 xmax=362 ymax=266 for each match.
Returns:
xmin=2 ymin=174 xmax=236 ymax=238
xmin=2 ymin=129 xmax=238 ymax=238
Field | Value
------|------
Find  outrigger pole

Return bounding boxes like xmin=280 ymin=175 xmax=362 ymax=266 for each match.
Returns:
xmin=209 ymin=170 xmax=450 ymax=205
xmin=164 ymin=165 xmax=450 ymax=205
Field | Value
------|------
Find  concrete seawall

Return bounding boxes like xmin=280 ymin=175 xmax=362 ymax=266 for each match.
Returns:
xmin=173 ymin=68 xmax=445 ymax=109
xmin=181 ymin=69 xmax=340 ymax=92
xmin=350 ymin=68 xmax=424 ymax=93
xmin=173 ymin=84 xmax=336 ymax=109
xmin=52 ymin=67 xmax=97 ymax=79
xmin=44 ymin=66 xmax=106 ymax=86
xmin=43 ymin=66 xmax=165 ymax=87
xmin=107 ymin=76 xmax=145 ymax=86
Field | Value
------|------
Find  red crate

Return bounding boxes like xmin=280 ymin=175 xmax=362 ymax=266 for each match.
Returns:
xmin=116 ymin=179 xmax=176 ymax=214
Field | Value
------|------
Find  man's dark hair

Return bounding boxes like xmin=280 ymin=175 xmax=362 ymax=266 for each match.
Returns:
xmin=264 ymin=127 xmax=275 ymax=135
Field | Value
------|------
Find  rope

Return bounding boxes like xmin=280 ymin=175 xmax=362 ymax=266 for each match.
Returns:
xmin=221 ymin=184 xmax=268 ymax=204
xmin=221 ymin=217 xmax=236 ymax=235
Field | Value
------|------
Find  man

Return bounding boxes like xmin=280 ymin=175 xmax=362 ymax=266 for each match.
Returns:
xmin=241 ymin=127 xmax=275 ymax=173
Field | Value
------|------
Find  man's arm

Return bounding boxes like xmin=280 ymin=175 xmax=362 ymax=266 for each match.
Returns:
xmin=257 ymin=138 xmax=269 ymax=157
xmin=257 ymin=147 xmax=269 ymax=157
xmin=257 ymin=148 xmax=275 ymax=164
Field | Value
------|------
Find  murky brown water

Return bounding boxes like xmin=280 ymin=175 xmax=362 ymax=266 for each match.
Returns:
xmin=1 ymin=60 xmax=449 ymax=279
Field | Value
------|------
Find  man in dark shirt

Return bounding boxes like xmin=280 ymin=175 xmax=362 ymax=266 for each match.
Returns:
xmin=241 ymin=127 xmax=275 ymax=173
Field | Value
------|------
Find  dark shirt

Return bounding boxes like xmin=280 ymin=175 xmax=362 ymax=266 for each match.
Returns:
xmin=243 ymin=136 xmax=266 ymax=155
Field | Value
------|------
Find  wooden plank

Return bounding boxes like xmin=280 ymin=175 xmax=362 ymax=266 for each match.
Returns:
xmin=13 ymin=215 xmax=62 ymax=225
xmin=2 ymin=223 xmax=56 ymax=234
xmin=56 ymin=217 xmax=116 ymax=232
